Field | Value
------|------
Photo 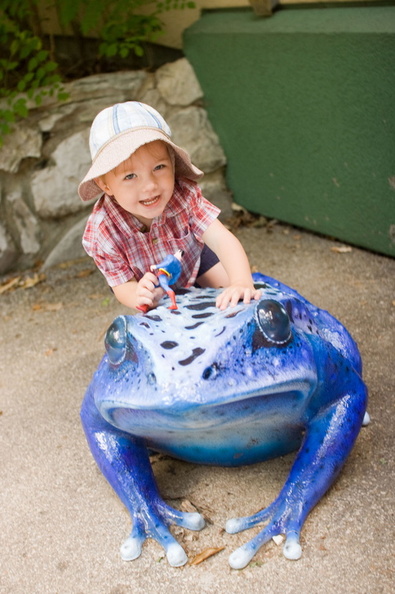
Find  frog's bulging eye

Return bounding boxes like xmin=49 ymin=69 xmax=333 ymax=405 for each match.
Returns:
xmin=105 ymin=316 xmax=127 ymax=365
xmin=255 ymin=300 xmax=292 ymax=347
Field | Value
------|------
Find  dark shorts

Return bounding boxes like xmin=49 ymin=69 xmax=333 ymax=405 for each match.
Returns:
xmin=196 ymin=244 xmax=220 ymax=278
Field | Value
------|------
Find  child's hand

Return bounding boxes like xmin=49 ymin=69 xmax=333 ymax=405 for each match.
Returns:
xmin=216 ymin=285 xmax=261 ymax=310
xmin=136 ymin=272 xmax=163 ymax=311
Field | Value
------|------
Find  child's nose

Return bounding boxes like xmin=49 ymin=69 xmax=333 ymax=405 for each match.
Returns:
xmin=142 ymin=172 xmax=158 ymax=191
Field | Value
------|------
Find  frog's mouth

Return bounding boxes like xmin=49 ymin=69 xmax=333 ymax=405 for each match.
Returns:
xmin=101 ymin=378 xmax=314 ymax=435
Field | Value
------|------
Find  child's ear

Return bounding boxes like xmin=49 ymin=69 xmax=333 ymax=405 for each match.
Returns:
xmin=95 ymin=176 xmax=112 ymax=195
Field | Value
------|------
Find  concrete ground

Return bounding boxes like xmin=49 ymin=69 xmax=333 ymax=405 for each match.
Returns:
xmin=1 ymin=221 xmax=394 ymax=594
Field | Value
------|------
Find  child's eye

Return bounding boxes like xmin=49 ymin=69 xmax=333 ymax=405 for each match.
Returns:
xmin=124 ymin=173 xmax=136 ymax=180
xmin=154 ymin=163 xmax=166 ymax=171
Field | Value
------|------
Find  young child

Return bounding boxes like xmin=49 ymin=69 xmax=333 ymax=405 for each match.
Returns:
xmin=78 ymin=101 xmax=260 ymax=312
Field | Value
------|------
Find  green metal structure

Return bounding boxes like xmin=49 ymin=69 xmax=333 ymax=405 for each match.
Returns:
xmin=184 ymin=6 xmax=395 ymax=256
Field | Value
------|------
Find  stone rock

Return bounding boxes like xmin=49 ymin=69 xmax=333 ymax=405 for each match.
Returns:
xmin=0 ymin=222 xmax=17 ymax=275
xmin=31 ymin=130 xmax=91 ymax=219
xmin=7 ymin=188 xmax=40 ymax=255
xmin=199 ymin=170 xmax=233 ymax=221
xmin=168 ymin=107 xmax=226 ymax=173
xmin=44 ymin=215 xmax=89 ymax=269
xmin=65 ymin=71 xmax=147 ymax=104
xmin=38 ymin=105 xmax=76 ymax=133
xmin=0 ymin=126 xmax=42 ymax=173
xmin=156 ymin=58 xmax=203 ymax=106
xmin=138 ymin=77 xmax=170 ymax=118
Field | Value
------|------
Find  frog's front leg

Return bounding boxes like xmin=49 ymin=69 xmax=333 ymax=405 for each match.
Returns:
xmin=226 ymin=381 xmax=367 ymax=569
xmin=81 ymin=389 xmax=205 ymax=567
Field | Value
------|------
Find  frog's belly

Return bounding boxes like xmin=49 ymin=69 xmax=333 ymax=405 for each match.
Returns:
xmin=107 ymin=391 xmax=307 ymax=466
xmin=148 ymin=421 xmax=304 ymax=466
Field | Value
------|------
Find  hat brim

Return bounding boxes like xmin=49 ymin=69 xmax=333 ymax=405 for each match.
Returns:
xmin=78 ymin=127 xmax=203 ymax=202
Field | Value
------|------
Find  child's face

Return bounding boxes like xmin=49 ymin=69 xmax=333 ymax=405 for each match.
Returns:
xmin=97 ymin=140 xmax=175 ymax=227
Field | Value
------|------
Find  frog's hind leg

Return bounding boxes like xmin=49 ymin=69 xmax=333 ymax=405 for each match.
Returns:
xmin=226 ymin=379 xmax=367 ymax=569
xmin=81 ymin=387 xmax=205 ymax=567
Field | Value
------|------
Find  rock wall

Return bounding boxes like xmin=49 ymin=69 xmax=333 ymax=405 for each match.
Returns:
xmin=0 ymin=58 xmax=231 ymax=275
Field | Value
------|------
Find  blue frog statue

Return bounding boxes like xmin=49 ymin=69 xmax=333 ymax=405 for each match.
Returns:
xmin=80 ymin=272 xmax=368 ymax=569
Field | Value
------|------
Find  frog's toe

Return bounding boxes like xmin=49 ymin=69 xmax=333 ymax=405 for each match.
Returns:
xmin=165 ymin=542 xmax=188 ymax=567
xmin=149 ymin=513 xmax=189 ymax=566
xmin=225 ymin=517 xmax=244 ymax=534
xmin=228 ymin=544 xmax=257 ymax=570
xmin=181 ymin=511 xmax=205 ymax=531
xmin=229 ymin=525 xmax=274 ymax=568
xmin=225 ymin=504 xmax=274 ymax=534
xmin=120 ymin=534 xmax=144 ymax=561
xmin=163 ymin=505 xmax=205 ymax=531
xmin=283 ymin=532 xmax=302 ymax=560
xmin=226 ymin=501 xmax=276 ymax=535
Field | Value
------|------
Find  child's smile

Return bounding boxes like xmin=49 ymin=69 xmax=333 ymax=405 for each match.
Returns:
xmin=140 ymin=196 xmax=161 ymax=207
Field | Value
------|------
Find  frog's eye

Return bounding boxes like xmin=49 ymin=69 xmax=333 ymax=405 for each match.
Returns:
xmin=254 ymin=300 xmax=292 ymax=347
xmin=105 ymin=315 xmax=127 ymax=365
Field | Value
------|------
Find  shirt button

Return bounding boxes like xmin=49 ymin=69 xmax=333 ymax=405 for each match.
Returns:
xmin=152 ymin=238 xmax=158 ymax=245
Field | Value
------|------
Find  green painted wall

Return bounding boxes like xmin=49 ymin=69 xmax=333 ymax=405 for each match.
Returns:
xmin=184 ymin=6 xmax=395 ymax=256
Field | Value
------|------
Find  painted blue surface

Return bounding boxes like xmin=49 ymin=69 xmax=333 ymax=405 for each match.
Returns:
xmin=81 ymin=274 xmax=368 ymax=568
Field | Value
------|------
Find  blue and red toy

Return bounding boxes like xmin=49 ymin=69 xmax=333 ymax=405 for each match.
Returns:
xmin=137 ymin=250 xmax=183 ymax=313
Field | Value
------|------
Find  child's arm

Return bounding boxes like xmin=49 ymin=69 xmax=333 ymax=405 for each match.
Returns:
xmin=112 ymin=272 xmax=164 ymax=311
xmin=202 ymin=219 xmax=261 ymax=310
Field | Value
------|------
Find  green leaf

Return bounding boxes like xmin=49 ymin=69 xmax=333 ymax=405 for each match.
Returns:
xmin=10 ymin=39 xmax=20 ymax=55
xmin=17 ymin=79 xmax=26 ymax=92
xmin=35 ymin=66 xmax=46 ymax=81
xmin=27 ymin=57 xmax=38 ymax=72
xmin=6 ymin=60 xmax=18 ymax=71
xmin=35 ymin=49 xmax=49 ymax=64
xmin=44 ymin=61 xmax=58 ymax=73
xmin=12 ymin=99 xmax=28 ymax=118
xmin=2 ymin=109 xmax=15 ymax=123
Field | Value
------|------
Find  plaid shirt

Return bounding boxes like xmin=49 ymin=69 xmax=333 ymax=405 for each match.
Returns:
xmin=82 ymin=179 xmax=220 ymax=287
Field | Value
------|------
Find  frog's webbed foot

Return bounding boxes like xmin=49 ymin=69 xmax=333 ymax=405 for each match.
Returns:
xmin=226 ymin=500 xmax=302 ymax=569
xmin=120 ymin=500 xmax=205 ymax=567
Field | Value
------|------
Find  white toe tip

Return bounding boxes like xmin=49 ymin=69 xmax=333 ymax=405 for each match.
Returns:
xmin=166 ymin=543 xmax=188 ymax=567
xmin=228 ymin=547 xmax=253 ymax=570
xmin=283 ymin=540 xmax=302 ymax=560
xmin=120 ymin=537 xmax=142 ymax=561
xmin=225 ymin=518 xmax=241 ymax=534
xmin=188 ymin=512 xmax=205 ymax=531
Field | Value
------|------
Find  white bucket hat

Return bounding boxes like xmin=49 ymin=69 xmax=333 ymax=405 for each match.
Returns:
xmin=78 ymin=101 xmax=204 ymax=202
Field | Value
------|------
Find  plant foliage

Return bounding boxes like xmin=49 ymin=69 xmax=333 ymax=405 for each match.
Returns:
xmin=0 ymin=0 xmax=195 ymax=145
